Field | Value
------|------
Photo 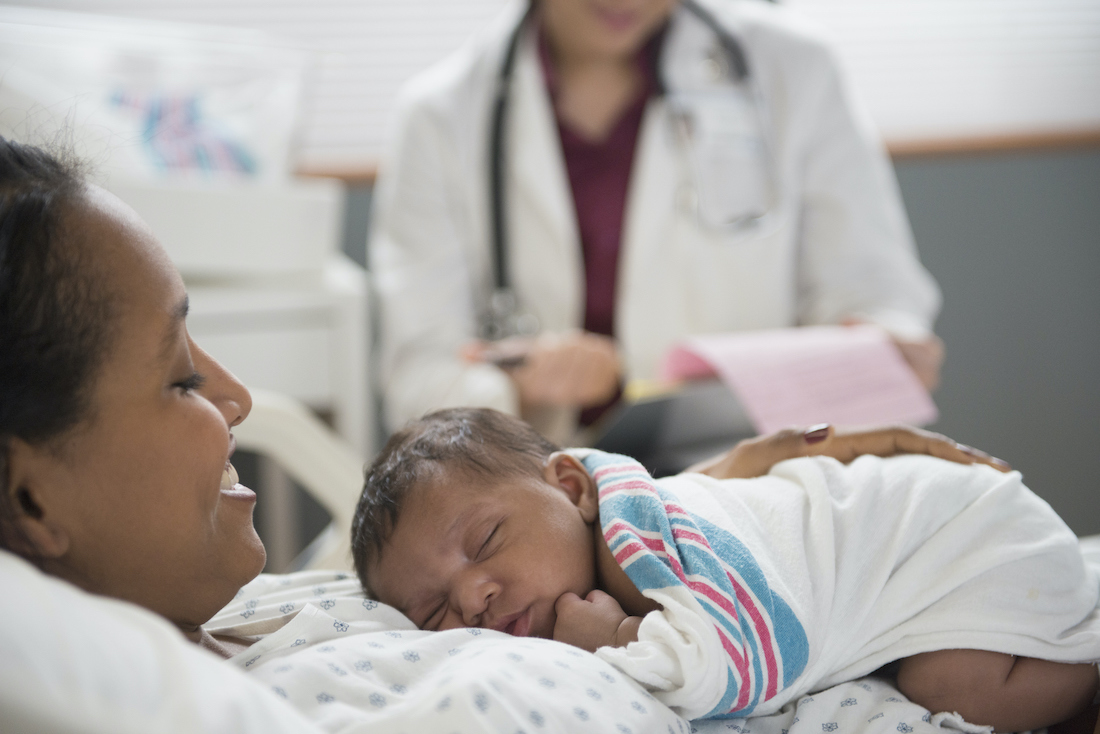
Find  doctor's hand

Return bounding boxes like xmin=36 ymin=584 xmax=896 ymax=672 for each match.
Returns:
xmin=470 ymin=331 xmax=622 ymax=410
xmin=685 ymin=424 xmax=1011 ymax=480
xmin=840 ymin=319 xmax=944 ymax=392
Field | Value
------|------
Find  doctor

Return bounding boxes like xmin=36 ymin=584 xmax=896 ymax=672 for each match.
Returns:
xmin=371 ymin=0 xmax=943 ymax=442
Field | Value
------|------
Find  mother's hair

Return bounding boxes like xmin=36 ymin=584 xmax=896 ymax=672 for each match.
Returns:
xmin=0 ymin=138 xmax=114 ymax=552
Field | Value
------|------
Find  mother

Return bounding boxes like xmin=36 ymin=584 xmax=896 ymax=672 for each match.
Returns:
xmin=0 ymin=138 xmax=1001 ymax=661
xmin=0 ymin=139 xmax=263 ymax=657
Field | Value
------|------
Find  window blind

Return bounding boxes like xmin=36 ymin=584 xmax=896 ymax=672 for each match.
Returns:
xmin=786 ymin=0 xmax=1100 ymax=151
xmin=10 ymin=0 xmax=1098 ymax=169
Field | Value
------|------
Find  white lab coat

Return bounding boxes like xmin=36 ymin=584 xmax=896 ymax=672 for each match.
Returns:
xmin=370 ymin=0 xmax=940 ymax=441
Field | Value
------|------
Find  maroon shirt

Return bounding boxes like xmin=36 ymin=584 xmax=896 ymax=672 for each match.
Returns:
xmin=538 ymin=29 xmax=661 ymax=424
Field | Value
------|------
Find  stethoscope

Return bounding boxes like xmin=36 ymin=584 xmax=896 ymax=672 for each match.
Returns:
xmin=480 ymin=0 xmax=776 ymax=342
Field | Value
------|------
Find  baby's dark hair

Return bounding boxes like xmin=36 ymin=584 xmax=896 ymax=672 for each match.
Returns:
xmin=351 ymin=407 xmax=559 ymax=592
xmin=0 ymin=137 xmax=111 ymax=555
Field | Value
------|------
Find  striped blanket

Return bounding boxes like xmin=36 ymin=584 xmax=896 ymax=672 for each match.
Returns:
xmin=577 ymin=450 xmax=1100 ymax=721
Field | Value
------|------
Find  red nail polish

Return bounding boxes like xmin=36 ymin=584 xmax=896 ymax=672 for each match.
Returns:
xmin=804 ymin=424 xmax=830 ymax=443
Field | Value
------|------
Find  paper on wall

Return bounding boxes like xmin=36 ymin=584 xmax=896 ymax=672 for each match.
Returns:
xmin=660 ymin=325 xmax=937 ymax=434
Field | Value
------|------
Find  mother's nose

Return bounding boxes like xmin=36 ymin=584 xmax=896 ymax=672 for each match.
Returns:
xmin=455 ymin=568 xmax=502 ymax=628
xmin=191 ymin=338 xmax=252 ymax=427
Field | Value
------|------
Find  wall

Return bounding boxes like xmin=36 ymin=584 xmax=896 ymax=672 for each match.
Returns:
xmin=894 ymin=148 xmax=1100 ymax=536
xmin=10 ymin=0 xmax=1099 ymax=169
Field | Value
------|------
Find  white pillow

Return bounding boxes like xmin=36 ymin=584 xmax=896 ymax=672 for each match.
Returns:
xmin=0 ymin=550 xmax=324 ymax=734
xmin=208 ymin=571 xmax=690 ymax=734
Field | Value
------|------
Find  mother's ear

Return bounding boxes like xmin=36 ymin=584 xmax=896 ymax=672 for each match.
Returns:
xmin=3 ymin=438 xmax=72 ymax=559
xmin=542 ymin=452 xmax=599 ymax=523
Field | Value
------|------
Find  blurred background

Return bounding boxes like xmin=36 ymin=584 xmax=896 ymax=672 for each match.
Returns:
xmin=2 ymin=0 xmax=1097 ymax=562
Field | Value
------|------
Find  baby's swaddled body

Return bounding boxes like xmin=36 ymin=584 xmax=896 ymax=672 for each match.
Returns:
xmin=581 ymin=451 xmax=1100 ymax=720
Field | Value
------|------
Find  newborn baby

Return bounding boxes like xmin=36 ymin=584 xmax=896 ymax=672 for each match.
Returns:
xmin=352 ymin=408 xmax=1100 ymax=728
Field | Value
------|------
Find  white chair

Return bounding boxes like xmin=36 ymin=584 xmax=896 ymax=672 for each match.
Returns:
xmin=232 ymin=389 xmax=366 ymax=572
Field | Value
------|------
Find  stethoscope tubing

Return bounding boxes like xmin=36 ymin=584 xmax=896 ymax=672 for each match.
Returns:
xmin=488 ymin=1 xmax=535 ymax=307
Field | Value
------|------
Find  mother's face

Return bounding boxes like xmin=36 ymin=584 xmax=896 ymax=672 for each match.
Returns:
xmin=11 ymin=186 xmax=265 ymax=628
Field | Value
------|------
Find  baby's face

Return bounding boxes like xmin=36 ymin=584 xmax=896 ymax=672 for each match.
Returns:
xmin=366 ymin=455 xmax=599 ymax=638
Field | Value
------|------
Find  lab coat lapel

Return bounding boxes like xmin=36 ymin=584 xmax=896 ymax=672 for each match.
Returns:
xmin=618 ymin=7 xmax=712 ymax=375
xmin=618 ymin=99 xmax=681 ymax=346
xmin=509 ymin=39 xmax=577 ymax=249
xmin=507 ymin=33 xmax=583 ymax=327
xmin=622 ymin=100 xmax=680 ymax=272
xmin=621 ymin=4 xmax=698 ymax=292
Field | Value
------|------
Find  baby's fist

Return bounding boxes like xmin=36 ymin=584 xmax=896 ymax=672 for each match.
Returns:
xmin=553 ymin=590 xmax=638 ymax=652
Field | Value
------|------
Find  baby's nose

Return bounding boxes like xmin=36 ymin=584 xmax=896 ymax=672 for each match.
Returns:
xmin=457 ymin=571 xmax=501 ymax=628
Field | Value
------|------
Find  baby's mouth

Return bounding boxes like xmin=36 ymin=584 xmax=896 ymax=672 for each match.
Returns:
xmin=220 ymin=462 xmax=239 ymax=491
xmin=501 ymin=607 xmax=532 ymax=637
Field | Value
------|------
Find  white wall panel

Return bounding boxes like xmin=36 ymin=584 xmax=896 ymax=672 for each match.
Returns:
xmin=6 ymin=0 xmax=510 ymax=170
xmin=785 ymin=0 xmax=1100 ymax=143
xmin=7 ymin=0 xmax=1097 ymax=167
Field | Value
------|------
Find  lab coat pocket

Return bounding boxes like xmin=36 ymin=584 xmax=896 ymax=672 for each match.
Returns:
xmin=669 ymin=213 xmax=796 ymax=333
xmin=667 ymin=89 xmax=775 ymax=232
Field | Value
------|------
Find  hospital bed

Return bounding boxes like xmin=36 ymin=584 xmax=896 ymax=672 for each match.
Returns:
xmin=4 ymin=391 xmax=1097 ymax=734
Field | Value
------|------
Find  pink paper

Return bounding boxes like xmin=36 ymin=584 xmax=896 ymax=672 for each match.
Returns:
xmin=660 ymin=326 xmax=938 ymax=434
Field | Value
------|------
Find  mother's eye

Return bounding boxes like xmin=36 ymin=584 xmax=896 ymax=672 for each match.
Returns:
xmin=173 ymin=371 xmax=206 ymax=393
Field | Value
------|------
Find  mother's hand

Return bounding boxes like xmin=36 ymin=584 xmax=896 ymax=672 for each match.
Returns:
xmin=685 ymin=424 xmax=1010 ymax=480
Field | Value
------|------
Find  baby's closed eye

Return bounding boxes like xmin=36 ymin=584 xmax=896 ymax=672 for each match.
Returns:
xmin=414 ymin=598 xmax=447 ymax=630
xmin=476 ymin=524 xmax=500 ymax=560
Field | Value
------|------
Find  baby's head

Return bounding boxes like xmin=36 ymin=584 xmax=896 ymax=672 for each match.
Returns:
xmin=352 ymin=408 xmax=601 ymax=637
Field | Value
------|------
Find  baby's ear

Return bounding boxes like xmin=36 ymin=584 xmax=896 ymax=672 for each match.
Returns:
xmin=542 ymin=452 xmax=598 ymax=523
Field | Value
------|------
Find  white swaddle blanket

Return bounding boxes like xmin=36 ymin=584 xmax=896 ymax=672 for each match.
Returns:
xmin=584 ymin=452 xmax=1100 ymax=721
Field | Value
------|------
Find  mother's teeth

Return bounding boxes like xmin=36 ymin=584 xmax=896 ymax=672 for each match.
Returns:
xmin=220 ymin=463 xmax=239 ymax=491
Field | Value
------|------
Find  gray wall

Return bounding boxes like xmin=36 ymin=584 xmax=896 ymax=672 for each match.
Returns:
xmin=894 ymin=149 xmax=1100 ymax=536
xmin=346 ymin=148 xmax=1100 ymax=536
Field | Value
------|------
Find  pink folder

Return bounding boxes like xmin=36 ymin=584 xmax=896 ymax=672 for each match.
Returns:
xmin=660 ymin=325 xmax=938 ymax=434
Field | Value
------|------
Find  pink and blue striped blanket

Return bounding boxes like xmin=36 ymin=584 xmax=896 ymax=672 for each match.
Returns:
xmin=582 ymin=450 xmax=808 ymax=718
xmin=577 ymin=449 xmax=1100 ymax=722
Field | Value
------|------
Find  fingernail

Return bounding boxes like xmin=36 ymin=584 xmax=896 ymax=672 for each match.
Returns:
xmin=992 ymin=458 xmax=1011 ymax=470
xmin=804 ymin=424 xmax=830 ymax=444
xmin=955 ymin=443 xmax=978 ymax=457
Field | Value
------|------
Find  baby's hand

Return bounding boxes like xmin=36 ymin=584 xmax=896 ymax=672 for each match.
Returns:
xmin=552 ymin=590 xmax=642 ymax=652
